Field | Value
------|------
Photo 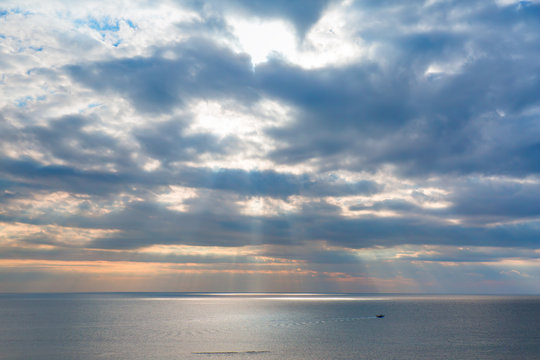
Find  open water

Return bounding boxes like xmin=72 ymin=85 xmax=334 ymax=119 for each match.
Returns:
xmin=0 ymin=293 xmax=539 ymax=359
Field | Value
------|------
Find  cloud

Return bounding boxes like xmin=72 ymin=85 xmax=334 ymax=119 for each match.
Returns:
xmin=445 ymin=178 xmax=540 ymax=223
xmin=250 ymin=1 xmax=540 ymax=178
xmin=61 ymin=1 xmax=540 ymax=177
xmin=7 ymin=193 xmax=530 ymax=251
xmin=66 ymin=38 xmax=257 ymax=114
xmin=0 ymin=157 xmax=129 ymax=196
xmin=258 ymin=58 xmax=540 ymax=177
xmin=190 ymin=0 xmax=333 ymax=36
xmin=349 ymin=177 xmax=540 ymax=225
xmin=1 ymin=0 xmax=540 ymax=293
xmin=134 ymin=117 xmax=238 ymax=164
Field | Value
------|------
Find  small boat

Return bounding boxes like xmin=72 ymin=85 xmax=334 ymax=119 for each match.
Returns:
xmin=375 ymin=314 xmax=384 ymax=318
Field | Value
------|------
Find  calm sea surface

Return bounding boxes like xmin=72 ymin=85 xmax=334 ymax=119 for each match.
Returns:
xmin=0 ymin=293 xmax=539 ymax=359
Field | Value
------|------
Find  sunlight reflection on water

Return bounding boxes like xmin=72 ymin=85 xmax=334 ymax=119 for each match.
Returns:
xmin=1 ymin=293 xmax=539 ymax=360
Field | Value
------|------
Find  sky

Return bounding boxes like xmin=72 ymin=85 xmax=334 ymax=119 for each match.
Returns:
xmin=1 ymin=0 xmax=540 ymax=294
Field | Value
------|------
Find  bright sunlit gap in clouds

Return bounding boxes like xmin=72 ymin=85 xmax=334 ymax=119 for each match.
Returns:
xmin=228 ymin=1 xmax=366 ymax=69
xmin=229 ymin=18 xmax=297 ymax=66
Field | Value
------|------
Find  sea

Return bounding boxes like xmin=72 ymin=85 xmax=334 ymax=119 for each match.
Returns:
xmin=0 ymin=293 xmax=539 ymax=360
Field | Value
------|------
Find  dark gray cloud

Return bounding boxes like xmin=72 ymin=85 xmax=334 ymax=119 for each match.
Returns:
xmin=351 ymin=178 xmax=540 ymax=226
xmin=302 ymin=215 xmax=540 ymax=250
xmin=0 ymin=157 xmax=130 ymax=196
xmin=447 ymin=180 xmax=540 ymax=223
xmin=178 ymin=167 xmax=311 ymax=198
xmin=134 ymin=118 xmax=238 ymax=164
xmin=0 ymin=113 xmax=136 ymax=176
xmin=0 ymin=155 xmax=381 ymax=201
xmin=85 ymin=212 xmax=539 ymax=251
xmin=259 ymin=57 xmax=540 ymax=177
xmin=66 ymin=38 xmax=257 ymax=114
xmin=350 ymin=199 xmax=421 ymax=213
xmin=2 ymin=191 xmax=530 ymax=251
xmin=175 ymin=167 xmax=380 ymax=198
xmin=27 ymin=115 xmax=135 ymax=169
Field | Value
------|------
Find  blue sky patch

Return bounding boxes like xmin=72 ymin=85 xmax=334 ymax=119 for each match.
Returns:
xmin=75 ymin=17 xmax=136 ymax=32
xmin=15 ymin=96 xmax=33 ymax=107
xmin=125 ymin=19 xmax=136 ymax=29
xmin=87 ymin=17 xmax=120 ymax=32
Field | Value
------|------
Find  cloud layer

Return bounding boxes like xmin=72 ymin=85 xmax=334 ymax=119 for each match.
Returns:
xmin=1 ymin=0 xmax=539 ymax=293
